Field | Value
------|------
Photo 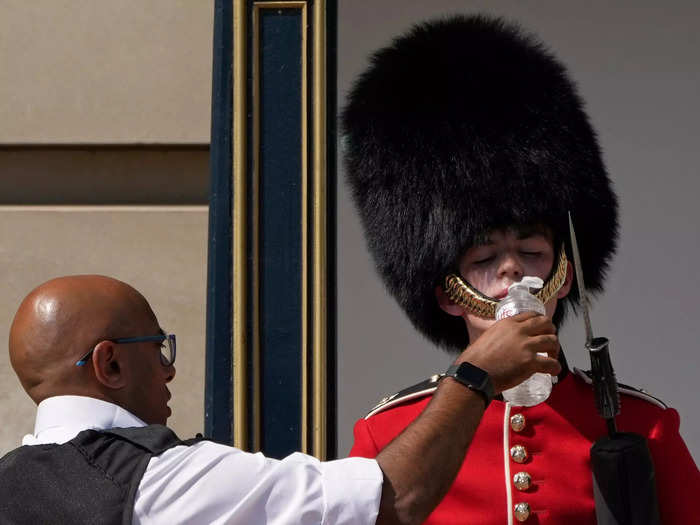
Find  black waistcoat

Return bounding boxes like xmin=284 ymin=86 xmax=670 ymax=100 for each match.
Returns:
xmin=0 ymin=425 xmax=202 ymax=525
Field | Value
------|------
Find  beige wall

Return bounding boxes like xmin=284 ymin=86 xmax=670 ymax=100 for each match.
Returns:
xmin=0 ymin=1 xmax=213 ymax=144
xmin=0 ymin=208 xmax=208 ymax=454
xmin=0 ymin=1 xmax=214 ymax=454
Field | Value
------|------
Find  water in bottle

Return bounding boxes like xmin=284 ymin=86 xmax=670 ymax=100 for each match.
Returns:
xmin=496 ymin=276 xmax=553 ymax=406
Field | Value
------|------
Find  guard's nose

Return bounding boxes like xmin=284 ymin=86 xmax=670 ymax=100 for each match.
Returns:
xmin=497 ymin=253 xmax=524 ymax=281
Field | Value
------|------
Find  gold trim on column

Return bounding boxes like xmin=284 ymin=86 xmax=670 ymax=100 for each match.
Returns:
xmin=232 ymin=0 xmax=249 ymax=451
xmin=254 ymin=1 xmax=306 ymax=8
xmin=299 ymin=3 xmax=310 ymax=457
xmin=312 ymin=0 xmax=328 ymax=461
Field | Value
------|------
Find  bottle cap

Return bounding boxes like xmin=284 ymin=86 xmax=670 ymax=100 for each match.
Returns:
xmin=508 ymin=276 xmax=544 ymax=294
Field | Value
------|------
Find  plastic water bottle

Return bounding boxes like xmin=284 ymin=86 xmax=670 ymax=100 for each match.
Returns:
xmin=496 ymin=276 xmax=553 ymax=406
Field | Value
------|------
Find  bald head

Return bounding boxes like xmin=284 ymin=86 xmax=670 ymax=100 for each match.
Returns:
xmin=9 ymin=275 xmax=158 ymax=404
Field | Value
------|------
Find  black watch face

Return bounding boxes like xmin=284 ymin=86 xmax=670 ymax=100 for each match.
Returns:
xmin=457 ymin=362 xmax=488 ymax=386
xmin=455 ymin=362 xmax=493 ymax=402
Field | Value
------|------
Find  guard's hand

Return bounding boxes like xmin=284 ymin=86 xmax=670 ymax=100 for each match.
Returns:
xmin=455 ymin=312 xmax=560 ymax=393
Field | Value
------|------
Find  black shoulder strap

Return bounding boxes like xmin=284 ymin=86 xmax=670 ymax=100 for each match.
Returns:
xmin=71 ymin=425 xmax=208 ymax=525
xmin=102 ymin=424 xmax=191 ymax=454
xmin=365 ymin=374 xmax=441 ymax=418
xmin=365 ymin=349 xmax=572 ymax=419
xmin=573 ymin=368 xmax=668 ymax=409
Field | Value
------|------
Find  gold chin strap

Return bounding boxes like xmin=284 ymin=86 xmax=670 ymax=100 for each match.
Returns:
xmin=443 ymin=246 xmax=569 ymax=319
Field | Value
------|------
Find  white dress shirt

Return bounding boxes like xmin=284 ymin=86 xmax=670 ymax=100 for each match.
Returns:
xmin=23 ymin=396 xmax=382 ymax=525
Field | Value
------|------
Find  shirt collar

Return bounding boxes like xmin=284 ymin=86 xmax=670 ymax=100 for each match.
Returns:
xmin=23 ymin=395 xmax=146 ymax=446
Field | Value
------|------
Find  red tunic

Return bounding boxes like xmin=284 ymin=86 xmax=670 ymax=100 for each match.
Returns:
xmin=350 ymin=368 xmax=698 ymax=524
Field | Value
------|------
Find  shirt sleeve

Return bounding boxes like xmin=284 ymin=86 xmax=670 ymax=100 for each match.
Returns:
xmin=133 ymin=441 xmax=382 ymax=525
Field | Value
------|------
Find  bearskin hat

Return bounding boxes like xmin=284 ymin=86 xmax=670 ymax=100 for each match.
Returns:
xmin=342 ymin=14 xmax=618 ymax=351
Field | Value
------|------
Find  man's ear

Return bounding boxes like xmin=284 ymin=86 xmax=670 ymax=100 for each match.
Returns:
xmin=92 ymin=341 xmax=126 ymax=390
xmin=435 ymin=285 xmax=465 ymax=316
xmin=557 ymin=260 xmax=574 ymax=299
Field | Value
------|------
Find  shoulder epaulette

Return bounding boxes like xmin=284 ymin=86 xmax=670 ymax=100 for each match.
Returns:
xmin=573 ymin=367 xmax=667 ymax=409
xmin=365 ymin=374 xmax=441 ymax=419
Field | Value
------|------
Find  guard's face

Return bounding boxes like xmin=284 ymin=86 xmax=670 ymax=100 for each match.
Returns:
xmin=458 ymin=227 xmax=557 ymax=338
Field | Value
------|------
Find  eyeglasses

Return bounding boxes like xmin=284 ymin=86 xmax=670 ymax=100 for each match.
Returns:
xmin=75 ymin=333 xmax=176 ymax=367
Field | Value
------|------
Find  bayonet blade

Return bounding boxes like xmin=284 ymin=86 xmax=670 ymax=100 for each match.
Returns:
xmin=568 ymin=212 xmax=594 ymax=347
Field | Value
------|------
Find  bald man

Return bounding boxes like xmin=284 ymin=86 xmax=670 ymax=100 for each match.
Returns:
xmin=9 ymin=275 xmax=175 ymax=426
xmin=1 ymin=275 xmax=560 ymax=524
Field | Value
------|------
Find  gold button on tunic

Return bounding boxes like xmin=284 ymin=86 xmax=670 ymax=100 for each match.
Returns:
xmin=514 ymin=502 xmax=531 ymax=522
xmin=510 ymin=413 xmax=526 ymax=432
xmin=510 ymin=444 xmax=528 ymax=463
xmin=513 ymin=471 xmax=532 ymax=491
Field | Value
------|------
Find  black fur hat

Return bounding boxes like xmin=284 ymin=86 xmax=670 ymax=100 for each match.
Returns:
xmin=342 ymin=14 xmax=618 ymax=351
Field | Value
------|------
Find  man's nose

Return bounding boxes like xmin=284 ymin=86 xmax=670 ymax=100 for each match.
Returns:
xmin=165 ymin=364 xmax=176 ymax=383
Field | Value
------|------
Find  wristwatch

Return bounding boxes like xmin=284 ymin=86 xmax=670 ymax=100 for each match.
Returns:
xmin=442 ymin=362 xmax=495 ymax=408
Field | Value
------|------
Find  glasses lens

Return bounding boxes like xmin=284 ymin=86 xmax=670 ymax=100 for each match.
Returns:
xmin=159 ymin=334 xmax=176 ymax=366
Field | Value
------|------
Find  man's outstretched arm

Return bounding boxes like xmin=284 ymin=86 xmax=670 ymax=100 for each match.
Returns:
xmin=375 ymin=312 xmax=560 ymax=525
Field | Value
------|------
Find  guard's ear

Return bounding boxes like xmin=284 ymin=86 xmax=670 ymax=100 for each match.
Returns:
xmin=557 ymin=261 xmax=574 ymax=299
xmin=91 ymin=341 xmax=126 ymax=390
xmin=435 ymin=285 xmax=465 ymax=316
